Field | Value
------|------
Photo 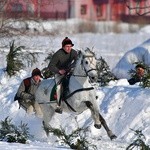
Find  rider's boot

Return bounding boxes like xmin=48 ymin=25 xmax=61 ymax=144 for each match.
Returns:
xmin=55 ymin=84 xmax=69 ymax=114
xmin=55 ymin=105 xmax=62 ymax=114
xmin=55 ymin=84 xmax=63 ymax=114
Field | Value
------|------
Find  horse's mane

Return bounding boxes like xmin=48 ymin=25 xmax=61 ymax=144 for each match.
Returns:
xmin=77 ymin=48 xmax=95 ymax=59
xmin=74 ymin=48 xmax=96 ymax=71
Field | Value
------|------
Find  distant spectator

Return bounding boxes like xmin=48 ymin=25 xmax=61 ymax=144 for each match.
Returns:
xmin=15 ymin=68 xmax=43 ymax=116
xmin=128 ymin=64 xmax=145 ymax=85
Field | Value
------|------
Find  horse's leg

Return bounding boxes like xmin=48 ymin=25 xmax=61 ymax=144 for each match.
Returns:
xmin=85 ymin=101 xmax=101 ymax=129
xmin=99 ymin=114 xmax=117 ymax=140
xmin=40 ymin=104 xmax=55 ymax=136
xmin=85 ymin=101 xmax=117 ymax=140
xmin=34 ymin=102 xmax=43 ymax=118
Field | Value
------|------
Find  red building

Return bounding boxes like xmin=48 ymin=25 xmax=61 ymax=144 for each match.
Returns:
xmin=3 ymin=0 xmax=150 ymax=23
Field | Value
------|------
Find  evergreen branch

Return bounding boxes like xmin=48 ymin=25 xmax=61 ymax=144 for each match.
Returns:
xmin=0 ymin=117 xmax=33 ymax=144
xmin=126 ymin=128 xmax=150 ymax=150
xmin=44 ymin=124 xmax=97 ymax=150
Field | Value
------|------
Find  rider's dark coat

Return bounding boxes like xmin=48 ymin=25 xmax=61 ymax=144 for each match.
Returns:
xmin=128 ymin=76 xmax=142 ymax=85
xmin=48 ymin=48 xmax=78 ymax=74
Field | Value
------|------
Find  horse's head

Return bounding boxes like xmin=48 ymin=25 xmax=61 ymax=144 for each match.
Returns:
xmin=79 ymin=48 xmax=98 ymax=83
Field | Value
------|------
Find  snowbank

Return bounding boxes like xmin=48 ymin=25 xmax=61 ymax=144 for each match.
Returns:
xmin=112 ymin=38 xmax=150 ymax=79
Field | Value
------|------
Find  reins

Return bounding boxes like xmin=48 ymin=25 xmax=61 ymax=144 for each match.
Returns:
xmin=38 ymin=86 xmax=94 ymax=109
xmin=72 ymin=74 xmax=86 ymax=77
xmin=63 ymin=87 xmax=94 ymax=112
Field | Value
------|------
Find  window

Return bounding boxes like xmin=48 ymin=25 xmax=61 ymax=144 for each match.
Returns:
xmin=27 ymin=3 xmax=34 ymax=15
xmin=96 ymin=5 xmax=102 ymax=17
xmin=81 ymin=5 xmax=87 ymax=15
xmin=12 ymin=3 xmax=23 ymax=12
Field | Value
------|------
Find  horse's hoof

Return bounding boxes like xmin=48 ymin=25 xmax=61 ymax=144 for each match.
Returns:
xmin=107 ymin=130 xmax=117 ymax=140
xmin=55 ymin=107 xmax=62 ymax=114
xmin=110 ymin=134 xmax=117 ymax=140
xmin=94 ymin=124 xmax=101 ymax=129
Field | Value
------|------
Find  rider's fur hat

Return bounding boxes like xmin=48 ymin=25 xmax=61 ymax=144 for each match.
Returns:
xmin=135 ymin=64 xmax=145 ymax=69
xmin=62 ymin=37 xmax=74 ymax=47
xmin=32 ymin=68 xmax=43 ymax=78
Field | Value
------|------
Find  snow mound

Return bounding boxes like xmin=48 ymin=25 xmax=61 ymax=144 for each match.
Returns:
xmin=99 ymin=79 xmax=150 ymax=144
xmin=112 ymin=38 xmax=150 ymax=79
xmin=139 ymin=25 xmax=150 ymax=34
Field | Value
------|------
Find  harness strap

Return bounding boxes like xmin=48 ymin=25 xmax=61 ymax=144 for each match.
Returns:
xmin=65 ymin=87 xmax=94 ymax=100
xmin=38 ymin=87 xmax=94 ymax=113
xmin=63 ymin=87 xmax=94 ymax=112
xmin=63 ymin=99 xmax=76 ymax=112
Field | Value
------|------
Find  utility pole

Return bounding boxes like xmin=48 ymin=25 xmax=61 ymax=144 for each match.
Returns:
xmin=37 ymin=0 xmax=41 ymax=18
xmin=68 ymin=0 xmax=71 ymax=18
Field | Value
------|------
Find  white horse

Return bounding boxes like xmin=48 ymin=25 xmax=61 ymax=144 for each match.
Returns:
xmin=35 ymin=49 xmax=117 ymax=140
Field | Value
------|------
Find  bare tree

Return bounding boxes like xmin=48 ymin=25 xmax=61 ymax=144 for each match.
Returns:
xmin=0 ymin=0 xmax=65 ymax=38
xmin=124 ymin=0 xmax=150 ymax=16
xmin=0 ymin=0 xmax=35 ymax=38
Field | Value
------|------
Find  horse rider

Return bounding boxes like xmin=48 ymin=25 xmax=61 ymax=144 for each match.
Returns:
xmin=15 ymin=68 xmax=43 ymax=117
xmin=48 ymin=37 xmax=78 ymax=114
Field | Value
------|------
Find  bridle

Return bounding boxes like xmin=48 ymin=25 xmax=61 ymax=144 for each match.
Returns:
xmin=82 ymin=55 xmax=97 ymax=75
xmin=72 ymin=52 xmax=97 ymax=78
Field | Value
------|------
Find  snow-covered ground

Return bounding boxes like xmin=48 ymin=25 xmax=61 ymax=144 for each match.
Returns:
xmin=0 ymin=20 xmax=150 ymax=149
